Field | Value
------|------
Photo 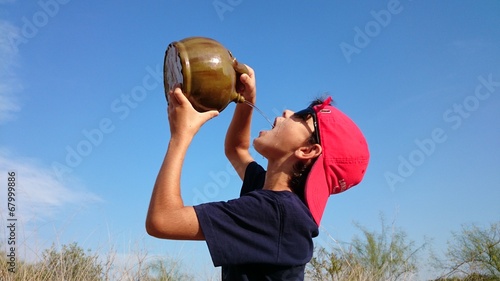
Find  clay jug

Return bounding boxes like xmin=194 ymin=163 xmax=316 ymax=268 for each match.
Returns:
xmin=163 ymin=37 xmax=248 ymax=112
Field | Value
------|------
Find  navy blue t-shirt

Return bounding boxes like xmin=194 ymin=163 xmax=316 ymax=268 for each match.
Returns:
xmin=194 ymin=162 xmax=319 ymax=280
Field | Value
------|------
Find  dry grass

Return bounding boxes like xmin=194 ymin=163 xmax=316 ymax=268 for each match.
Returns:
xmin=0 ymin=242 xmax=199 ymax=281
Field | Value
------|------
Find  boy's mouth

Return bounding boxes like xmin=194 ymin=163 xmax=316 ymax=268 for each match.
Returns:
xmin=258 ymin=118 xmax=278 ymax=137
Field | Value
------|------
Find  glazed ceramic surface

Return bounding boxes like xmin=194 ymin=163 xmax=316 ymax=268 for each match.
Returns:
xmin=164 ymin=37 xmax=248 ymax=112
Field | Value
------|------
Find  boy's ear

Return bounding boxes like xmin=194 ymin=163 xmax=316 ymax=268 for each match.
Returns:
xmin=295 ymin=144 xmax=322 ymax=160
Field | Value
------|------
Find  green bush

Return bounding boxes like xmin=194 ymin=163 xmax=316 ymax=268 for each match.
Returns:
xmin=306 ymin=215 xmax=427 ymax=281
xmin=37 ymin=242 xmax=103 ymax=280
xmin=433 ymin=222 xmax=500 ymax=280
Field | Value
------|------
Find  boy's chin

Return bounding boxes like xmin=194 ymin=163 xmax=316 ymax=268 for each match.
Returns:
xmin=253 ymin=138 xmax=264 ymax=153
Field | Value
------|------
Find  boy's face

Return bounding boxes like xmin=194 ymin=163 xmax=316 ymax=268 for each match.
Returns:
xmin=253 ymin=109 xmax=315 ymax=160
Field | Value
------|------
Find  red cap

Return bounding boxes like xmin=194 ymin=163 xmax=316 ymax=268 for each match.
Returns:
xmin=303 ymin=97 xmax=369 ymax=225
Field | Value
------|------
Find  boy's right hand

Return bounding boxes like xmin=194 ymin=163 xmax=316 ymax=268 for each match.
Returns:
xmin=236 ymin=65 xmax=256 ymax=104
xmin=167 ymin=87 xmax=219 ymax=140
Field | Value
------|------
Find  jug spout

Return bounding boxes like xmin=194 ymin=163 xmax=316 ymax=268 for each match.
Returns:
xmin=232 ymin=92 xmax=245 ymax=104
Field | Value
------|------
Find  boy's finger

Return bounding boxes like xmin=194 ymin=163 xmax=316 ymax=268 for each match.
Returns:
xmin=167 ymin=90 xmax=178 ymax=107
xmin=171 ymin=87 xmax=188 ymax=106
xmin=240 ymin=73 xmax=249 ymax=83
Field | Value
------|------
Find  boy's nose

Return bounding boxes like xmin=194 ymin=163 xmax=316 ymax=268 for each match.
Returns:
xmin=282 ymin=110 xmax=294 ymax=118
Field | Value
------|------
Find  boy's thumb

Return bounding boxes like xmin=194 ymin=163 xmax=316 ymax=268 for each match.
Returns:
xmin=202 ymin=110 xmax=219 ymax=121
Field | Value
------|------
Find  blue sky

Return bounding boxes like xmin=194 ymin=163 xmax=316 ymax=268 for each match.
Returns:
xmin=1 ymin=0 xmax=499 ymax=279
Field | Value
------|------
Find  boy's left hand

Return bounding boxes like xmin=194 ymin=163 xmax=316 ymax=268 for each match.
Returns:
xmin=167 ymin=87 xmax=219 ymax=139
xmin=236 ymin=65 xmax=256 ymax=104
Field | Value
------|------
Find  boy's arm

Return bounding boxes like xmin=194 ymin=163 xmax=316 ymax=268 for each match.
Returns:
xmin=224 ymin=65 xmax=256 ymax=180
xmin=146 ymin=88 xmax=218 ymax=240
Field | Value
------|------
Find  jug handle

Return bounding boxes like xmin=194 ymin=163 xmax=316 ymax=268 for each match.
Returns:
xmin=233 ymin=58 xmax=249 ymax=76
xmin=230 ymin=57 xmax=248 ymax=103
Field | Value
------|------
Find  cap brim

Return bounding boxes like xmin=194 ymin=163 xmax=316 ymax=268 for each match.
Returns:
xmin=304 ymin=153 xmax=330 ymax=226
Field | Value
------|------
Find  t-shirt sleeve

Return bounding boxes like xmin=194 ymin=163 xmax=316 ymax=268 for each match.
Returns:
xmin=194 ymin=192 xmax=282 ymax=266
xmin=239 ymin=161 xmax=266 ymax=196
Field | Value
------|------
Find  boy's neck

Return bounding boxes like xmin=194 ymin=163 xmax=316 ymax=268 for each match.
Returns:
xmin=263 ymin=159 xmax=293 ymax=192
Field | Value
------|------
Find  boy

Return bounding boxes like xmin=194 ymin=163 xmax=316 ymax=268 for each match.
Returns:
xmin=146 ymin=66 xmax=369 ymax=280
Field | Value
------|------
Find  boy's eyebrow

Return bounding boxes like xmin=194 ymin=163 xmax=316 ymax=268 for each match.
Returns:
xmin=292 ymin=113 xmax=306 ymax=119
xmin=292 ymin=113 xmax=311 ymax=122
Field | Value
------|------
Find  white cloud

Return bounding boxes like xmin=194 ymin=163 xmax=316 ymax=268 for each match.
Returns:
xmin=0 ymin=20 xmax=22 ymax=124
xmin=0 ymin=148 xmax=102 ymax=222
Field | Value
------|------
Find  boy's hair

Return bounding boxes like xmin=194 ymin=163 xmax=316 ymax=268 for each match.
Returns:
xmin=288 ymin=97 xmax=328 ymax=202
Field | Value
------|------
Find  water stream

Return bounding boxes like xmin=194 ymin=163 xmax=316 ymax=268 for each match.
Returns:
xmin=243 ymin=100 xmax=274 ymax=128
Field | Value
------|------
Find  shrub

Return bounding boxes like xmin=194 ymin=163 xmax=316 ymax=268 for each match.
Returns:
xmin=307 ymin=215 xmax=427 ymax=281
